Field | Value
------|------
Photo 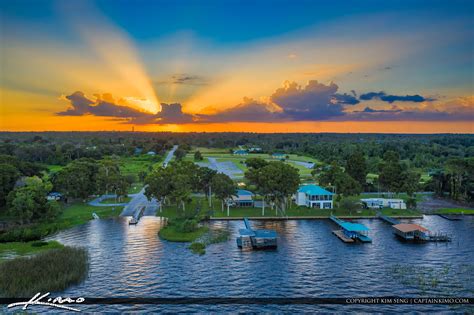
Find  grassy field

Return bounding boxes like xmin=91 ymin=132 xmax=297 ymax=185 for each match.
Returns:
xmin=436 ymin=208 xmax=474 ymax=215
xmin=128 ymin=182 xmax=144 ymax=194
xmin=159 ymin=225 xmax=209 ymax=242
xmin=210 ymin=204 xmax=421 ymax=218
xmin=186 ymin=148 xmax=319 ymax=179
xmin=118 ymin=155 xmax=162 ymax=177
xmin=58 ymin=202 xmax=122 ymax=226
xmin=0 ymin=241 xmax=63 ymax=261
xmin=99 ymin=196 xmax=132 ymax=204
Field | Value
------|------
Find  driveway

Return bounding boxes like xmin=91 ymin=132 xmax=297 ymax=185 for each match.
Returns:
xmin=88 ymin=194 xmax=135 ymax=207
xmin=120 ymin=145 xmax=177 ymax=217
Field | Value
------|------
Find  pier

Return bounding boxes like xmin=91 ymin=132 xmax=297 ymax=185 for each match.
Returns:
xmin=378 ymin=213 xmax=400 ymax=225
xmin=392 ymin=223 xmax=451 ymax=242
xmin=330 ymin=215 xmax=372 ymax=243
xmin=237 ymin=218 xmax=277 ymax=249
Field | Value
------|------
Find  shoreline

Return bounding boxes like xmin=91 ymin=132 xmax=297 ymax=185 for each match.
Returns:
xmin=210 ymin=215 xmax=425 ymax=220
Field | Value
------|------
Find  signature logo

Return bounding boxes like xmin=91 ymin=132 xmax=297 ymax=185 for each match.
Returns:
xmin=7 ymin=292 xmax=85 ymax=312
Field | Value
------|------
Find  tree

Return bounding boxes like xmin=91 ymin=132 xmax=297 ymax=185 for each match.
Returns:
xmin=255 ymin=161 xmax=300 ymax=215
xmin=0 ymin=163 xmax=20 ymax=208
xmin=195 ymin=167 xmax=217 ymax=207
xmin=339 ymin=198 xmax=360 ymax=216
xmin=378 ymin=151 xmax=404 ymax=193
xmin=145 ymin=161 xmax=198 ymax=214
xmin=194 ymin=150 xmax=203 ymax=161
xmin=346 ymin=150 xmax=368 ymax=189
xmin=52 ymin=158 xmax=99 ymax=201
xmin=7 ymin=176 xmax=61 ymax=224
xmin=402 ymin=170 xmax=420 ymax=197
xmin=144 ymin=167 xmax=174 ymax=213
xmin=319 ymin=162 xmax=362 ymax=196
xmin=96 ymin=158 xmax=130 ymax=201
xmin=211 ymin=173 xmax=236 ymax=216
xmin=174 ymin=148 xmax=187 ymax=161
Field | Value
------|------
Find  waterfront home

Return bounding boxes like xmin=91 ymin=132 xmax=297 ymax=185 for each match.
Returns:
xmin=47 ymin=192 xmax=63 ymax=201
xmin=361 ymin=198 xmax=406 ymax=209
xmin=231 ymin=189 xmax=254 ymax=207
xmin=295 ymin=184 xmax=334 ymax=209
xmin=271 ymin=152 xmax=285 ymax=159
xmin=233 ymin=149 xmax=248 ymax=155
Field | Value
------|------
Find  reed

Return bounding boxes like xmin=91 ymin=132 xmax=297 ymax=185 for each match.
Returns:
xmin=0 ymin=246 xmax=89 ymax=297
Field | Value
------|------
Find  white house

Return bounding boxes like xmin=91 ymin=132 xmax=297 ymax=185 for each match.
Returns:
xmin=295 ymin=185 xmax=334 ymax=209
xmin=360 ymin=198 xmax=406 ymax=209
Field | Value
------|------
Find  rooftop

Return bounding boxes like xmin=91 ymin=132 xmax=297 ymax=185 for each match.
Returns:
xmin=237 ymin=189 xmax=254 ymax=196
xmin=393 ymin=223 xmax=429 ymax=233
xmin=298 ymin=184 xmax=334 ymax=196
xmin=340 ymin=221 xmax=369 ymax=232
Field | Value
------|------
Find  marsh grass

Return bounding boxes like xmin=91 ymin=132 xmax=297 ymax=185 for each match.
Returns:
xmin=0 ymin=247 xmax=89 ymax=297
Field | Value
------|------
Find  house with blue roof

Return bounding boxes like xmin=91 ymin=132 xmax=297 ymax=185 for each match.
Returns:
xmin=295 ymin=184 xmax=334 ymax=209
xmin=233 ymin=149 xmax=248 ymax=155
xmin=231 ymin=189 xmax=254 ymax=207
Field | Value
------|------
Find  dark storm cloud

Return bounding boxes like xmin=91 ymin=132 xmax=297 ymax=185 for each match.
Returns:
xmin=57 ymin=92 xmax=194 ymax=124
xmin=359 ymin=91 xmax=433 ymax=103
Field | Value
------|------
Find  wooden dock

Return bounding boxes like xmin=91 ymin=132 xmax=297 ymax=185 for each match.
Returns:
xmin=332 ymin=230 xmax=354 ymax=243
xmin=378 ymin=213 xmax=400 ymax=225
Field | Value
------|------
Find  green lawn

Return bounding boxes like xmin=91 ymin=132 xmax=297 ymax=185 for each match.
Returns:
xmin=58 ymin=202 xmax=122 ymax=227
xmin=208 ymin=201 xmax=421 ymax=218
xmin=156 ymin=197 xmax=221 ymax=218
xmin=99 ymin=196 xmax=132 ymax=204
xmin=0 ymin=241 xmax=64 ymax=261
xmin=128 ymin=182 xmax=144 ymax=194
xmin=158 ymin=226 xmax=209 ymax=242
xmin=119 ymin=155 xmax=162 ymax=177
xmin=186 ymin=150 xmax=318 ymax=180
xmin=436 ymin=208 xmax=474 ymax=215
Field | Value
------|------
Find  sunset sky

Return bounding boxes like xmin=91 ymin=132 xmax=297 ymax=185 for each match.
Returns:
xmin=0 ymin=0 xmax=473 ymax=133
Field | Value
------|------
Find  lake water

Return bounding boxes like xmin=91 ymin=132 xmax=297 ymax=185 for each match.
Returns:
xmin=37 ymin=216 xmax=474 ymax=312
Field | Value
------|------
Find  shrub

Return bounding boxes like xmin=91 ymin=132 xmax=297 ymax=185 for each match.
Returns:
xmin=189 ymin=242 xmax=205 ymax=255
xmin=31 ymin=241 xmax=49 ymax=247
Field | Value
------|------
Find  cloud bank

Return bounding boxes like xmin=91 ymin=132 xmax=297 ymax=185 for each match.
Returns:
xmin=57 ymin=80 xmax=473 ymax=124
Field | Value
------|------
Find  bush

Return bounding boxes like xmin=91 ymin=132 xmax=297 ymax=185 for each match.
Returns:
xmin=0 ymin=247 xmax=89 ymax=297
xmin=189 ymin=242 xmax=205 ymax=255
xmin=31 ymin=241 xmax=49 ymax=247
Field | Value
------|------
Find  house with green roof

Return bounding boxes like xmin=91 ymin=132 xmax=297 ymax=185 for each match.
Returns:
xmin=295 ymin=184 xmax=334 ymax=209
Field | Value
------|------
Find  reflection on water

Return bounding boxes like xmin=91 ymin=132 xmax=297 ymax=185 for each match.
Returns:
xmin=34 ymin=216 xmax=474 ymax=312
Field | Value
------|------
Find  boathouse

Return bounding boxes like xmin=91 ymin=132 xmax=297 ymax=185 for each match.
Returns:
xmin=231 ymin=189 xmax=254 ymax=207
xmin=392 ymin=223 xmax=429 ymax=241
xmin=295 ymin=184 xmax=334 ymax=209
xmin=330 ymin=215 xmax=372 ymax=243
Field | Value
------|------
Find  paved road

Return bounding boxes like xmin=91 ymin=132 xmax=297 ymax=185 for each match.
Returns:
xmin=163 ymin=145 xmax=178 ymax=167
xmin=120 ymin=145 xmax=178 ymax=217
xmin=88 ymin=194 xmax=136 ymax=207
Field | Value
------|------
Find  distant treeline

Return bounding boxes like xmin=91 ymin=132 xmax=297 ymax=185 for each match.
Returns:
xmin=0 ymin=132 xmax=471 ymax=170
